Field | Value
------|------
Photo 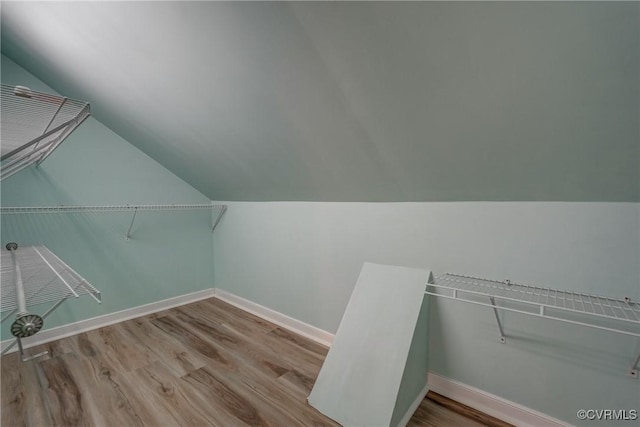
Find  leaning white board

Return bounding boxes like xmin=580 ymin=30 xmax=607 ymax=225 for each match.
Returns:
xmin=308 ymin=262 xmax=430 ymax=427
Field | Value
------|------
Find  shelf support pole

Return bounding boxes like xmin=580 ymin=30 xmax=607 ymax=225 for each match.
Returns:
xmin=489 ymin=297 xmax=506 ymax=343
xmin=126 ymin=207 xmax=138 ymax=240
xmin=0 ymin=297 xmax=69 ymax=358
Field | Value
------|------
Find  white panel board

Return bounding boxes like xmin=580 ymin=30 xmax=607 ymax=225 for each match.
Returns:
xmin=308 ymin=262 xmax=430 ymax=426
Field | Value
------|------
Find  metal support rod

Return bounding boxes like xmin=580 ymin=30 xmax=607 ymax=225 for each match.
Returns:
xmin=21 ymin=349 xmax=49 ymax=362
xmin=7 ymin=243 xmax=27 ymax=316
xmin=212 ymin=204 xmax=227 ymax=232
xmin=631 ymin=349 xmax=640 ymax=379
xmin=41 ymin=97 xmax=68 ymax=136
xmin=126 ymin=207 xmax=138 ymax=240
xmin=1 ymin=135 xmax=67 ymax=180
xmin=16 ymin=337 xmax=48 ymax=362
xmin=41 ymin=298 xmax=68 ymax=320
xmin=16 ymin=337 xmax=25 ymax=357
xmin=36 ymin=107 xmax=90 ymax=166
xmin=32 ymin=246 xmax=79 ymax=298
xmin=0 ymin=118 xmax=76 ymax=161
xmin=30 ymin=97 xmax=68 ymax=155
xmin=489 ymin=296 xmax=506 ymax=343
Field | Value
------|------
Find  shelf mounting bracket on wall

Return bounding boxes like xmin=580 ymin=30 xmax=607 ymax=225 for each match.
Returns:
xmin=489 ymin=296 xmax=506 ymax=343
xmin=1 ymin=84 xmax=91 ymax=181
xmin=212 ymin=204 xmax=227 ymax=233
xmin=426 ymin=273 xmax=640 ymax=378
xmin=126 ymin=207 xmax=138 ymax=240
xmin=631 ymin=350 xmax=640 ymax=379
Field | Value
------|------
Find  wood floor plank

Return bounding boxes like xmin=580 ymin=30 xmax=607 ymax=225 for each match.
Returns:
xmin=118 ymin=316 xmax=207 ymax=377
xmin=182 ymin=366 xmax=275 ymax=426
xmin=1 ymin=353 xmax=53 ymax=427
xmin=200 ymin=308 xmax=328 ymax=381
xmin=59 ymin=350 xmax=149 ymax=427
xmin=128 ymin=361 xmax=215 ymax=426
xmin=425 ymin=391 xmax=514 ymax=427
xmin=87 ymin=323 xmax=155 ymax=372
xmin=183 ymin=346 xmax=337 ymax=427
xmin=197 ymin=298 xmax=279 ymax=334
xmin=1 ymin=296 xmax=506 ymax=427
xmin=1 ymin=353 xmax=28 ymax=427
xmin=36 ymin=354 xmax=92 ymax=426
xmin=150 ymin=314 xmax=235 ymax=371
xmin=172 ymin=306 xmax=294 ymax=378
xmin=408 ymin=396 xmax=489 ymax=427
xmin=268 ymin=326 xmax=328 ymax=356
xmin=277 ymin=368 xmax=317 ymax=395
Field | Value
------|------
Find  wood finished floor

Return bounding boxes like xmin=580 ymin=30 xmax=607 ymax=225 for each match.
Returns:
xmin=2 ymin=297 xmax=491 ymax=427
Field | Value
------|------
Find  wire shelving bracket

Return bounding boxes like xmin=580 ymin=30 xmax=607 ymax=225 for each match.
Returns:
xmin=426 ymin=273 xmax=640 ymax=378
xmin=1 ymin=84 xmax=91 ymax=181
xmin=1 ymin=243 xmax=102 ymax=361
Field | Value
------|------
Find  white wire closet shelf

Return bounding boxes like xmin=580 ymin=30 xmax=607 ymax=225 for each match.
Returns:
xmin=0 ymin=203 xmax=220 ymax=214
xmin=0 ymin=245 xmax=101 ymax=313
xmin=426 ymin=273 xmax=640 ymax=378
xmin=1 ymin=244 xmax=101 ymax=361
xmin=0 ymin=203 xmax=228 ymax=238
xmin=0 ymin=83 xmax=91 ymax=181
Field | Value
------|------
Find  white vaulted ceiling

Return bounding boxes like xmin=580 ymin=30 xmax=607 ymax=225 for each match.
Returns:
xmin=1 ymin=2 xmax=638 ymax=201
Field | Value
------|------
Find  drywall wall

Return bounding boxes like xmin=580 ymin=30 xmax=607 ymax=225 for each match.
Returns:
xmin=212 ymin=201 xmax=640 ymax=425
xmin=0 ymin=55 xmax=214 ymax=337
xmin=2 ymin=2 xmax=638 ymax=202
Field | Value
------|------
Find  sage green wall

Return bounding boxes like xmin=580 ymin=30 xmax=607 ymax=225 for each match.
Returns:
xmin=1 ymin=55 xmax=214 ymax=338
xmin=212 ymin=201 xmax=640 ymax=425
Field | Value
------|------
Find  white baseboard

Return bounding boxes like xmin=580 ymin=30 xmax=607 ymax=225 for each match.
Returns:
xmin=1 ymin=286 xmax=566 ymax=427
xmin=1 ymin=288 xmax=215 ymax=354
xmin=427 ymin=372 xmax=571 ymax=427
xmin=212 ymin=289 xmax=569 ymax=427
xmin=397 ymin=382 xmax=430 ymax=427
xmin=212 ymin=288 xmax=334 ymax=347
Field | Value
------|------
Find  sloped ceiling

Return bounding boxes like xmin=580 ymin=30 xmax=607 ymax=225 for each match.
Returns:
xmin=1 ymin=2 xmax=638 ymax=201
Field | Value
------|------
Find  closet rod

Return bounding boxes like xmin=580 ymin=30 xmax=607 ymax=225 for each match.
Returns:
xmin=0 ymin=204 xmax=225 ymax=214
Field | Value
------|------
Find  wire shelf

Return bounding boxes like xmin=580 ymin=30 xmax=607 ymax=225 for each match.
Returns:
xmin=434 ymin=273 xmax=639 ymax=324
xmin=1 ymin=244 xmax=101 ymax=360
xmin=1 ymin=245 xmax=101 ymax=313
xmin=1 ymin=84 xmax=90 ymax=181
xmin=426 ymin=273 xmax=640 ymax=377
xmin=427 ymin=273 xmax=640 ymax=337
xmin=0 ymin=203 xmax=220 ymax=214
xmin=0 ymin=203 xmax=228 ymax=238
